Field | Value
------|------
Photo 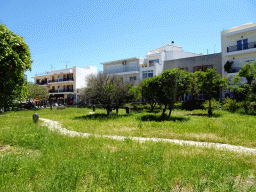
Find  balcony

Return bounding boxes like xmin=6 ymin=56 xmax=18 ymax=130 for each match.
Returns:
xmin=49 ymin=89 xmax=74 ymax=93
xmin=227 ymin=41 xmax=256 ymax=55
xmin=36 ymin=82 xmax=48 ymax=85
xmin=48 ymin=77 xmax=74 ymax=84
xmin=227 ymin=67 xmax=241 ymax=73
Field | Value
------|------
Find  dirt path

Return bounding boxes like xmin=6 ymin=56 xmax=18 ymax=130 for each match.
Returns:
xmin=40 ymin=118 xmax=256 ymax=155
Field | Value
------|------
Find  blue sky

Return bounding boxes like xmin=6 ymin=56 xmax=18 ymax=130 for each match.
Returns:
xmin=1 ymin=0 xmax=256 ymax=82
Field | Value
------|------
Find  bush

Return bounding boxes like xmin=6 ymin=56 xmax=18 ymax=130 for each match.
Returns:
xmin=174 ymin=102 xmax=184 ymax=109
xmin=222 ymin=97 xmax=241 ymax=112
xmin=240 ymin=100 xmax=255 ymax=114
xmin=202 ymin=98 xmax=222 ymax=110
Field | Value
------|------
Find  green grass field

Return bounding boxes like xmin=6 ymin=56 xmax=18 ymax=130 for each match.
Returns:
xmin=5 ymin=107 xmax=256 ymax=148
xmin=0 ymin=108 xmax=255 ymax=191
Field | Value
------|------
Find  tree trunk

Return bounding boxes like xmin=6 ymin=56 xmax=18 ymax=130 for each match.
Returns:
xmin=106 ymin=105 xmax=112 ymax=116
xmin=208 ymin=99 xmax=212 ymax=116
xmin=150 ymin=103 xmax=155 ymax=112
xmin=107 ymin=109 xmax=112 ymax=116
xmin=116 ymin=107 xmax=118 ymax=114
xmin=168 ymin=107 xmax=173 ymax=117
xmin=161 ymin=105 xmax=167 ymax=116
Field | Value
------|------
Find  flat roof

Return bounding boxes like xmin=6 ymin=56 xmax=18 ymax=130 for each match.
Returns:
xmin=100 ymin=57 xmax=143 ymax=65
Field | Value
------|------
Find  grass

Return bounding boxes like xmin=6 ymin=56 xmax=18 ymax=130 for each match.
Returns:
xmin=0 ymin=112 xmax=255 ymax=191
xmin=5 ymin=107 xmax=256 ymax=148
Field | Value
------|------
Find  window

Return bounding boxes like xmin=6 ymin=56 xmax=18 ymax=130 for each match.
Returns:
xmin=193 ymin=65 xmax=213 ymax=72
xmin=130 ymin=76 xmax=136 ymax=82
xmin=193 ymin=66 xmax=203 ymax=72
xmin=237 ymin=39 xmax=248 ymax=51
xmin=245 ymin=59 xmax=255 ymax=63
xmin=142 ymin=70 xmax=153 ymax=79
xmin=149 ymin=59 xmax=159 ymax=67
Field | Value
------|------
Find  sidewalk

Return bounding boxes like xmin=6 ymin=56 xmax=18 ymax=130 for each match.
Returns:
xmin=40 ymin=118 xmax=256 ymax=155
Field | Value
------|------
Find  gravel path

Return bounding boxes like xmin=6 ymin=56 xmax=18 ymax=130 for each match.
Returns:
xmin=40 ymin=118 xmax=256 ymax=155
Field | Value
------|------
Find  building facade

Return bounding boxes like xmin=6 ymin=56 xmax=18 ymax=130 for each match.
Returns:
xmin=164 ymin=53 xmax=222 ymax=76
xmin=221 ymin=22 xmax=256 ymax=80
xmin=31 ymin=66 xmax=97 ymax=105
xmin=101 ymin=44 xmax=202 ymax=84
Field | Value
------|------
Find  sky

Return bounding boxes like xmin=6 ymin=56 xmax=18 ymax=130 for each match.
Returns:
xmin=1 ymin=0 xmax=256 ymax=82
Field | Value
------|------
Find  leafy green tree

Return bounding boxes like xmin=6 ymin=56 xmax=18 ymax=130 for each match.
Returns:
xmin=27 ymin=82 xmax=49 ymax=103
xmin=141 ymin=77 xmax=158 ymax=112
xmin=156 ymin=70 xmax=178 ymax=117
xmin=224 ymin=61 xmax=233 ymax=73
xmin=194 ymin=68 xmax=228 ymax=115
xmin=231 ymin=61 xmax=256 ymax=113
xmin=85 ymin=73 xmax=135 ymax=115
xmin=156 ymin=69 xmax=193 ymax=117
xmin=0 ymin=24 xmax=32 ymax=111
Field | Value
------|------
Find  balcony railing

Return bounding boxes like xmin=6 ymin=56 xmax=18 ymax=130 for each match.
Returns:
xmin=227 ymin=41 xmax=256 ymax=53
xmin=48 ymin=77 xmax=74 ymax=83
xmin=36 ymin=82 xmax=48 ymax=85
xmin=227 ymin=67 xmax=241 ymax=73
xmin=49 ymin=89 xmax=74 ymax=93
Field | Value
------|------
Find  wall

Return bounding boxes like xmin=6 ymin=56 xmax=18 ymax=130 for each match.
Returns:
xmin=221 ymin=23 xmax=256 ymax=77
xmin=75 ymin=66 xmax=97 ymax=89
xmin=164 ymin=53 xmax=222 ymax=76
xmin=103 ymin=60 xmax=140 ymax=75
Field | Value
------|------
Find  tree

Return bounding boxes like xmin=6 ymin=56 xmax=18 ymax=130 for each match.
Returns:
xmin=155 ymin=69 xmax=193 ymax=117
xmin=85 ymin=73 xmax=135 ymax=115
xmin=194 ymin=68 xmax=228 ymax=115
xmin=231 ymin=61 xmax=256 ymax=112
xmin=156 ymin=70 xmax=178 ymax=117
xmin=141 ymin=77 xmax=158 ymax=112
xmin=0 ymin=24 xmax=32 ymax=111
xmin=224 ymin=61 xmax=233 ymax=73
xmin=27 ymin=82 xmax=49 ymax=103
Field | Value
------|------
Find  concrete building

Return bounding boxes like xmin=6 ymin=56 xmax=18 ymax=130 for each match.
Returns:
xmin=164 ymin=53 xmax=222 ymax=76
xmin=101 ymin=57 xmax=145 ymax=85
xmin=31 ymin=66 xmax=97 ymax=105
xmin=221 ymin=22 xmax=256 ymax=80
xmin=101 ymin=44 xmax=202 ymax=84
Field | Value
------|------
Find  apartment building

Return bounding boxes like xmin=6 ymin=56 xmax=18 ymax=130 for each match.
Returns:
xmin=101 ymin=44 xmax=202 ymax=84
xmin=31 ymin=66 xmax=97 ymax=105
xmin=164 ymin=53 xmax=222 ymax=76
xmin=221 ymin=22 xmax=256 ymax=80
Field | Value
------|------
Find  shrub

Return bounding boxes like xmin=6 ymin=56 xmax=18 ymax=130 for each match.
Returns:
xmin=202 ymin=98 xmax=222 ymax=110
xmin=222 ymin=97 xmax=240 ymax=112
xmin=240 ymin=100 xmax=255 ymax=114
xmin=174 ymin=102 xmax=184 ymax=109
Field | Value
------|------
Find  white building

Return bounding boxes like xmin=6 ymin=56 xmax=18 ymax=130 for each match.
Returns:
xmin=221 ymin=22 xmax=256 ymax=80
xmin=31 ymin=66 xmax=97 ymax=105
xmin=101 ymin=44 xmax=202 ymax=83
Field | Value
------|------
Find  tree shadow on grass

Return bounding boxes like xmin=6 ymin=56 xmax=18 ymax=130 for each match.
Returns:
xmin=73 ymin=113 xmax=132 ymax=121
xmin=145 ymin=109 xmax=162 ymax=113
xmin=184 ymin=113 xmax=222 ymax=118
xmin=238 ymin=111 xmax=256 ymax=116
xmin=140 ymin=114 xmax=190 ymax=122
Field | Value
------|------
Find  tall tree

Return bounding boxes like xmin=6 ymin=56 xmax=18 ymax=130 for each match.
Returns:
xmin=0 ymin=24 xmax=32 ymax=111
xmin=194 ymin=68 xmax=228 ymax=115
